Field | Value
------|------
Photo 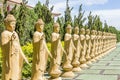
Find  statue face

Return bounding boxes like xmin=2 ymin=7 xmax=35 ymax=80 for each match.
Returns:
xmin=7 ymin=21 xmax=16 ymax=32
xmin=37 ymin=24 xmax=44 ymax=32
xmin=82 ymin=30 xmax=85 ymax=34
xmin=67 ymin=28 xmax=72 ymax=34
xmin=75 ymin=29 xmax=79 ymax=34
xmin=40 ymin=24 xmax=44 ymax=32
xmin=54 ymin=27 xmax=60 ymax=33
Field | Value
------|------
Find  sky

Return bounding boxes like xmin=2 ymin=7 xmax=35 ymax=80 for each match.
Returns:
xmin=27 ymin=0 xmax=120 ymax=30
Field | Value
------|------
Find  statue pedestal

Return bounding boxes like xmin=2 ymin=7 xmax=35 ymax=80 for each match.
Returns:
xmin=80 ymin=64 xmax=88 ymax=69
xmin=86 ymin=61 xmax=92 ymax=65
xmin=90 ymin=58 xmax=96 ymax=63
xmin=49 ymin=77 xmax=62 ymax=80
xmin=61 ymin=71 xmax=75 ymax=78
xmin=72 ymin=66 xmax=82 ymax=72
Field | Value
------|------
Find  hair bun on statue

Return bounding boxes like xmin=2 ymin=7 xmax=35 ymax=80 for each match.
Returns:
xmin=4 ymin=14 xmax=16 ymax=23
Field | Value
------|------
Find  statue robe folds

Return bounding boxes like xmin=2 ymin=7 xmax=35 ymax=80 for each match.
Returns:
xmin=31 ymin=31 xmax=50 ymax=80
xmin=1 ymin=30 xmax=24 ymax=80
xmin=49 ymin=32 xmax=63 ymax=76
xmin=72 ymin=34 xmax=80 ymax=66
xmin=63 ymin=33 xmax=76 ymax=69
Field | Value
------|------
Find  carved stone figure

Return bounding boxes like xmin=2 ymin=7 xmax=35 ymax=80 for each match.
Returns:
xmin=79 ymin=28 xmax=88 ymax=68
xmin=1 ymin=14 xmax=29 ymax=80
xmin=90 ymin=30 xmax=96 ymax=62
xmin=31 ymin=19 xmax=52 ymax=80
xmin=85 ymin=29 xmax=92 ymax=64
xmin=72 ymin=26 xmax=81 ymax=72
xmin=94 ymin=31 xmax=99 ymax=60
xmin=49 ymin=23 xmax=66 ymax=80
xmin=62 ymin=24 xmax=76 ymax=77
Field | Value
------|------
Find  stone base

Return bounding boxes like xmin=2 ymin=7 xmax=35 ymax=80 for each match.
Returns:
xmin=80 ymin=64 xmax=88 ymax=69
xmin=86 ymin=61 xmax=92 ymax=65
xmin=72 ymin=66 xmax=82 ymax=72
xmin=91 ymin=58 xmax=96 ymax=62
xmin=95 ymin=56 xmax=99 ymax=60
xmin=48 ymin=77 xmax=62 ymax=80
xmin=61 ymin=71 xmax=75 ymax=78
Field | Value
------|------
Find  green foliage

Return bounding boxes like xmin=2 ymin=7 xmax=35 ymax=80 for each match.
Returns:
xmin=0 ymin=9 xmax=4 ymax=36
xmin=65 ymin=0 xmax=73 ymax=25
xmin=104 ymin=21 xmax=109 ymax=32
xmin=88 ymin=12 xmax=93 ymax=30
xmin=76 ymin=4 xmax=86 ymax=29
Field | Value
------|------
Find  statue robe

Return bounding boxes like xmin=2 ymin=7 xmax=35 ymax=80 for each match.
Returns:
xmin=72 ymin=34 xmax=80 ymax=66
xmin=86 ymin=34 xmax=91 ymax=60
xmin=79 ymin=34 xmax=86 ymax=63
xmin=31 ymin=31 xmax=49 ymax=80
xmin=63 ymin=33 xmax=76 ymax=69
xmin=1 ymin=30 xmax=24 ymax=80
xmin=49 ymin=32 xmax=63 ymax=75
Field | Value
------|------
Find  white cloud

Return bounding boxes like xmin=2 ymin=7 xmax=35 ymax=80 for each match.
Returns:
xmin=81 ymin=0 xmax=108 ymax=6
xmin=89 ymin=9 xmax=120 ymax=30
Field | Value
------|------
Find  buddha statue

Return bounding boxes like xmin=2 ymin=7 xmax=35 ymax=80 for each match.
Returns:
xmin=1 ymin=14 xmax=29 ymax=80
xmin=85 ymin=29 xmax=92 ymax=64
xmin=79 ymin=28 xmax=88 ymax=68
xmin=61 ymin=24 xmax=76 ymax=77
xmin=31 ymin=19 xmax=52 ymax=80
xmin=90 ymin=30 xmax=96 ymax=62
xmin=72 ymin=26 xmax=81 ymax=72
xmin=49 ymin=22 xmax=66 ymax=80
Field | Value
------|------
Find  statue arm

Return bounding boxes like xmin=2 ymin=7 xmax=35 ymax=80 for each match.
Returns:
xmin=17 ymin=33 xmax=29 ymax=64
xmin=1 ymin=32 xmax=11 ymax=68
xmin=44 ymin=40 xmax=53 ymax=58
xmin=1 ymin=32 xmax=9 ymax=47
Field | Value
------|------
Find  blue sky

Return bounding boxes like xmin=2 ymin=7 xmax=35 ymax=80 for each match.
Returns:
xmin=28 ymin=0 xmax=120 ymax=30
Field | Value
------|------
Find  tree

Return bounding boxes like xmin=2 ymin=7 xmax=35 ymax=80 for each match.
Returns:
xmin=0 ymin=9 xmax=4 ymax=35
xmin=77 ymin=4 xmax=86 ymax=29
xmin=88 ymin=12 xmax=94 ymax=30
xmin=64 ymin=0 xmax=73 ymax=25
xmin=104 ymin=21 xmax=109 ymax=32
xmin=94 ymin=15 xmax=103 ymax=31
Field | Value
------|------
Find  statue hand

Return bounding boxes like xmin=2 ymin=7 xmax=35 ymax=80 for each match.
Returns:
xmin=58 ymin=35 xmax=61 ymax=39
xmin=41 ymin=34 xmax=45 ymax=40
xmin=11 ymin=33 xmax=16 ymax=40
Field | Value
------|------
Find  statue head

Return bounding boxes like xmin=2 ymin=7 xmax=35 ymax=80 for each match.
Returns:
xmin=94 ymin=30 xmax=97 ymax=35
xmin=91 ymin=30 xmax=95 ymax=35
xmin=80 ymin=28 xmax=85 ymax=34
xmin=74 ymin=26 xmax=79 ymax=34
xmin=4 ymin=14 xmax=16 ymax=32
xmin=53 ymin=22 xmax=60 ymax=33
xmin=66 ymin=24 xmax=72 ymax=34
xmin=86 ymin=29 xmax=90 ymax=35
xmin=35 ymin=19 xmax=44 ymax=32
xmin=98 ymin=31 xmax=101 ymax=35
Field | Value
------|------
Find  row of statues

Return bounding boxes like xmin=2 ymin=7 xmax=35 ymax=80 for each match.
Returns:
xmin=0 ymin=14 xmax=117 ymax=80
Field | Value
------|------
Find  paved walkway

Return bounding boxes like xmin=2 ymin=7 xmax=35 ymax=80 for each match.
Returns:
xmin=63 ymin=43 xmax=120 ymax=80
